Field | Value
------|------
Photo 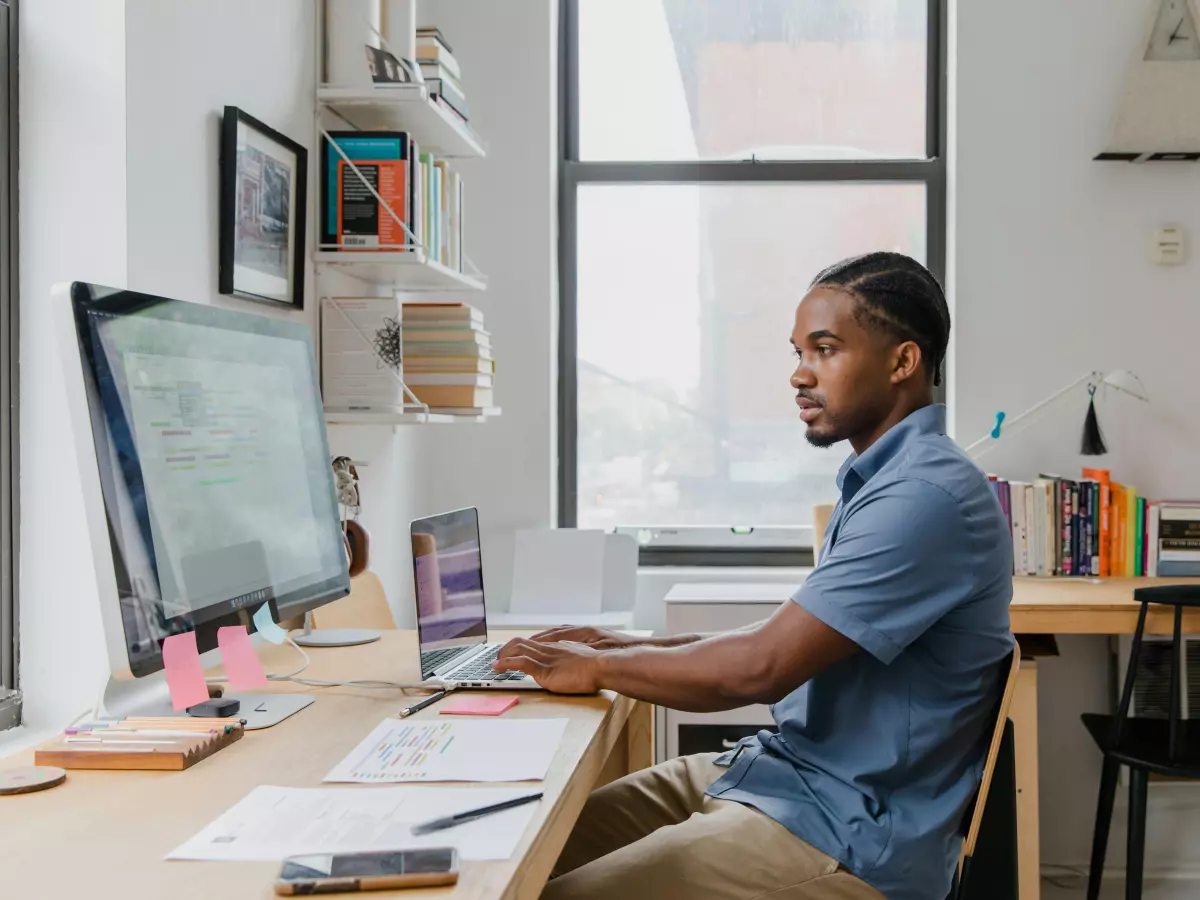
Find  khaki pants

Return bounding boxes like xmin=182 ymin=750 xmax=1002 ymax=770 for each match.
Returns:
xmin=541 ymin=753 xmax=885 ymax=900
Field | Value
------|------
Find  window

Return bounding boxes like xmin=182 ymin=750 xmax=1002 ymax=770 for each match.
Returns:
xmin=0 ymin=0 xmax=16 ymax=732
xmin=559 ymin=0 xmax=945 ymax=561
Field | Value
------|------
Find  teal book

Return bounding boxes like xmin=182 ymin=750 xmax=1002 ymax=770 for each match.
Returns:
xmin=1134 ymin=497 xmax=1146 ymax=577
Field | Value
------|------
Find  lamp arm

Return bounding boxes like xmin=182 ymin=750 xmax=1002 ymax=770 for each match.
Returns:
xmin=963 ymin=371 xmax=1101 ymax=458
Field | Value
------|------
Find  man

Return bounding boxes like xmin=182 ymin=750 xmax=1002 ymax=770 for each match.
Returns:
xmin=494 ymin=252 xmax=1014 ymax=900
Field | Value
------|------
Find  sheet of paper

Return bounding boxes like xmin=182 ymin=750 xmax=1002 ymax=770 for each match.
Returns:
xmin=252 ymin=603 xmax=288 ymax=644
xmin=161 ymin=632 xmax=210 ymax=711
xmin=217 ymin=626 xmax=268 ymax=690
xmin=324 ymin=717 xmax=567 ymax=783
xmin=167 ymin=785 xmax=541 ymax=862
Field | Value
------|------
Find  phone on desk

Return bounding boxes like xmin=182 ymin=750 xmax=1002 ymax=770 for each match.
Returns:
xmin=274 ymin=848 xmax=459 ymax=894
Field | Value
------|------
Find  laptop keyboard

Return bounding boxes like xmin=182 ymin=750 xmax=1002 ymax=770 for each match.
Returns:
xmin=421 ymin=646 xmax=465 ymax=673
xmin=452 ymin=646 xmax=529 ymax=683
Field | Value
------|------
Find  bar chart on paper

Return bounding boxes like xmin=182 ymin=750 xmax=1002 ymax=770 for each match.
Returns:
xmin=324 ymin=718 xmax=567 ymax=784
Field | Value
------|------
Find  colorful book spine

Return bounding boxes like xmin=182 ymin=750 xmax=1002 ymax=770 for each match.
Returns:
xmin=1125 ymin=487 xmax=1138 ymax=576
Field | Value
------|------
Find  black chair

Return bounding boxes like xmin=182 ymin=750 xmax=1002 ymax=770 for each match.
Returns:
xmin=947 ymin=648 xmax=1021 ymax=900
xmin=1083 ymin=585 xmax=1200 ymax=900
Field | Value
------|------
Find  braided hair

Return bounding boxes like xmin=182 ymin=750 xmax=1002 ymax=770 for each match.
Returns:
xmin=810 ymin=252 xmax=950 ymax=387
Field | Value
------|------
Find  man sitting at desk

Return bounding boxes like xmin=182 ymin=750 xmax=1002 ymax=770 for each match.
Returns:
xmin=494 ymin=252 xmax=1014 ymax=900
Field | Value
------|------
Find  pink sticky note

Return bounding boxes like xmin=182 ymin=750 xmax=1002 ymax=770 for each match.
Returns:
xmin=161 ymin=632 xmax=211 ymax=711
xmin=217 ymin=626 xmax=269 ymax=691
xmin=439 ymin=695 xmax=519 ymax=716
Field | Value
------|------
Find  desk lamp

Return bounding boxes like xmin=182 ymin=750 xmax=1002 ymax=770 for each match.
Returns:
xmin=963 ymin=369 xmax=1150 ymax=462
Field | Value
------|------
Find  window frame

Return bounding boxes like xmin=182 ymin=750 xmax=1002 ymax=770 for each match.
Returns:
xmin=1 ymin=0 xmax=18 ymax=732
xmin=557 ymin=0 xmax=947 ymax=565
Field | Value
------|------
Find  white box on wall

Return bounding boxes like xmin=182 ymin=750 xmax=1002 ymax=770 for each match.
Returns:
xmin=321 ymin=296 xmax=404 ymax=410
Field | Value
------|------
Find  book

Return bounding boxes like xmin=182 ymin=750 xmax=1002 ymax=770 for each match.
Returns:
xmin=415 ymin=40 xmax=461 ymax=79
xmin=407 ymin=385 xmax=493 ymax=408
xmin=403 ymin=302 xmax=484 ymax=323
xmin=1123 ymin=489 xmax=1132 ymax=573
xmin=403 ymin=373 xmax=492 ymax=387
xmin=403 ymin=329 xmax=490 ymax=346
xmin=423 ymin=77 xmax=469 ymax=120
xmin=1078 ymin=481 xmax=1092 ymax=577
xmin=1058 ymin=478 xmax=1075 ymax=576
xmin=1069 ymin=481 xmax=1081 ymax=576
xmin=1147 ymin=503 xmax=1161 ymax=577
xmin=1111 ymin=483 xmax=1126 ymax=576
xmin=321 ymin=297 xmax=405 ymax=410
xmin=1082 ymin=468 xmax=1112 ymax=577
xmin=1010 ymin=481 xmax=1027 ymax=576
xmin=1134 ymin=497 xmax=1146 ymax=576
xmin=321 ymin=132 xmax=413 ymax=251
xmin=1090 ymin=481 xmax=1101 ymax=575
xmin=1032 ymin=482 xmax=1046 ymax=576
xmin=415 ymin=26 xmax=454 ymax=52
xmin=419 ymin=61 xmax=463 ymax=91
xmin=405 ymin=358 xmax=494 ymax=375
xmin=402 ymin=342 xmax=492 ymax=360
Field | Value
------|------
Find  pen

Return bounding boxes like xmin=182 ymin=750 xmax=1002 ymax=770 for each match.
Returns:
xmin=399 ymin=690 xmax=446 ymax=718
xmin=411 ymin=792 xmax=544 ymax=836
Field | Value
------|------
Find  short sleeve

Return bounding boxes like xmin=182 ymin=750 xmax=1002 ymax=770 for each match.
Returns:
xmin=794 ymin=478 xmax=974 ymax=664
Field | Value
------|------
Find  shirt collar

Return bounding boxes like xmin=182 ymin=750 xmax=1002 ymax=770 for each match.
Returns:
xmin=835 ymin=404 xmax=947 ymax=502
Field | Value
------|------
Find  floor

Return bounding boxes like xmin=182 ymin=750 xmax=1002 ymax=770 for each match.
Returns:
xmin=1042 ymin=876 xmax=1194 ymax=900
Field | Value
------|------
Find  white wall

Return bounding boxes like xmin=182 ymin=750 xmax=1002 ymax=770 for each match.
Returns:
xmin=414 ymin=0 xmax=559 ymax=611
xmin=12 ymin=0 xmax=423 ymax=739
xmin=17 ymin=0 xmax=127 ymax=733
xmin=954 ymin=0 xmax=1200 ymax=875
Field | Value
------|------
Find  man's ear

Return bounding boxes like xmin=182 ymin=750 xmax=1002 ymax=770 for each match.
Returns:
xmin=890 ymin=341 xmax=923 ymax=384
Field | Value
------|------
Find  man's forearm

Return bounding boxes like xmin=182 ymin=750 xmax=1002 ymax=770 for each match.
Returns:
xmin=593 ymin=630 xmax=778 ymax=712
xmin=634 ymin=619 xmax=768 ymax=650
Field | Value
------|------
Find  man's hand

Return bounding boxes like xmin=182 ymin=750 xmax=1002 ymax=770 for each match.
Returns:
xmin=528 ymin=625 xmax=639 ymax=650
xmin=493 ymin=637 xmax=604 ymax=694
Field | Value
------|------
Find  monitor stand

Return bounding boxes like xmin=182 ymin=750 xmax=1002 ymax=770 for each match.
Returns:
xmin=292 ymin=611 xmax=382 ymax=648
xmin=101 ymin=676 xmax=315 ymax=730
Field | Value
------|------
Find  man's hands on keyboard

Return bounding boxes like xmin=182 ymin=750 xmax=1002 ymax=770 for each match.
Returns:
xmin=492 ymin=637 xmax=603 ymax=694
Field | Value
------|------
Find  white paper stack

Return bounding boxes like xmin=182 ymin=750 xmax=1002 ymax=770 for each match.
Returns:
xmin=321 ymin=297 xmax=404 ymax=410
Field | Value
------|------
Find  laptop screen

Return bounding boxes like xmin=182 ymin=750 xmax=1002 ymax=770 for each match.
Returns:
xmin=411 ymin=508 xmax=488 ymax=656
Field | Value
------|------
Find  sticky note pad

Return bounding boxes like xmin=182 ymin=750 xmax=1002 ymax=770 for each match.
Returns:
xmin=217 ymin=626 xmax=269 ymax=691
xmin=439 ymin=695 xmax=519 ymax=716
xmin=161 ymin=632 xmax=211 ymax=711
xmin=252 ymin=603 xmax=288 ymax=645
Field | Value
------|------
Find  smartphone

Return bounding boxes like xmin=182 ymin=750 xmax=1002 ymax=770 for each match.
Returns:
xmin=274 ymin=848 xmax=459 ymax=894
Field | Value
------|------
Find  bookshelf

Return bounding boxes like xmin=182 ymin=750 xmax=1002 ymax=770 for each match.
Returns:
xmin=313 ymin=251 xmax=485 ymax=291
xmin=315 ymin=4 xmax=497 ymax=427
xmin=318 ymin=85 xmax=485 ymax=159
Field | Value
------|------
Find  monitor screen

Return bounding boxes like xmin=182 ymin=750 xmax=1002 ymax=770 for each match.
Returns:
xmin=411 ymin=508 xmax=487 ymax=657
xmin=70 ymin=283 xmax=349 ymax=677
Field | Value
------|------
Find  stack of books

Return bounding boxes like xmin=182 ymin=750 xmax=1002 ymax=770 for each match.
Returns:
xmin=416 ymin=26 xmax=469 ymax=123
xmin=321 ymin=131 xmax=465 ymax=271
xmin=990 ymin=467 xmax=1198 ymax=577
xmin=402 ymin=303 xmax=493 ymax=413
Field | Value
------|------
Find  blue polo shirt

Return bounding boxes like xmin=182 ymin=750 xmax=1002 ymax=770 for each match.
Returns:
xmin=707 ymin=404 xmax=1013 ymax=900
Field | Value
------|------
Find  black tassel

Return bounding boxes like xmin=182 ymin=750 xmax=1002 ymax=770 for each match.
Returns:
xmin=1080 ymin=385 xmax=1107 ymax=456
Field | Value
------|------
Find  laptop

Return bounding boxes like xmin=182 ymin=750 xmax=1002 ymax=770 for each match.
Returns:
xmin=410 ymin=507 xmax=539 ymax=690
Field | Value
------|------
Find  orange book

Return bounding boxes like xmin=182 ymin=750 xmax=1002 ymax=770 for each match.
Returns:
xmin=1111 ymin=483 xmax=1126 ymax=576
xmin=1083 ymin=468 xmax=1112 ymax=577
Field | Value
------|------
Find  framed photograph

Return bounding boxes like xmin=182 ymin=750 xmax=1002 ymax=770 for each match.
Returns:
xmin=364 ymin=45 xmax=418 ymax=84
xmin=219 ymin=106 xmax=307 ymax=309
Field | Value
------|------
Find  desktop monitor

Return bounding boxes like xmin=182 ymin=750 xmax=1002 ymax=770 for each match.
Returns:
xmin=56 ymin=282 xmax=350 ymax=684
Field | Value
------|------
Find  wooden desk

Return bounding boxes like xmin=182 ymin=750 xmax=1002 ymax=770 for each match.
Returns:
xmin=0 ymin=630 xmax=653 ymax=900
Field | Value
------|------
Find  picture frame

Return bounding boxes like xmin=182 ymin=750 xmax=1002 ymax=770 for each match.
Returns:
xmin=219 ymin=106 xmax=308 ymax=309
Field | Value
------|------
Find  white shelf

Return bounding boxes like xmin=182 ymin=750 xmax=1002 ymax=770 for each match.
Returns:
xmin=318 ymin=84 xmax=485 ymax=159
xmin=325 ymin=407 xmax=501 ymax=426
xmin=313 ymin=251 xmax=485 ymax=291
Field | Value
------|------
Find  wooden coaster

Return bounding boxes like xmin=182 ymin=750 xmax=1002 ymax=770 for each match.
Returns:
xmin=0 ymin=766 xmax=66 ymax=795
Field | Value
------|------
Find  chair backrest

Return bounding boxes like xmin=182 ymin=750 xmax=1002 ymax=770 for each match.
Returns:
xmin=311 ymin=571 xmax=396 ymax=631
xmin=963 ymin=646 xmax=1021 ymax=859
xmin=812 ymin=504 xmax=835 ymax=560
xmin=1117 ymin=585 xmax=1200 ymax=761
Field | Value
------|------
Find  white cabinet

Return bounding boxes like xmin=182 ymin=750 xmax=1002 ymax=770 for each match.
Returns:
xmin=659 ymin=581 xmax=806 ymax=762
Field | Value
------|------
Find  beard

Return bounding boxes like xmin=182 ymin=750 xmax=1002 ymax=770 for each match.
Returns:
xmin=805 ymin=427 xmax=841 ymax=448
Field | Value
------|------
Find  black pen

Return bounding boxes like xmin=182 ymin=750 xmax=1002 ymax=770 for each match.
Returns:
xmin=398 ymin=690 xmax=446 ymax=718
xmin=411 ymin=792 xmax=545 ymax=836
